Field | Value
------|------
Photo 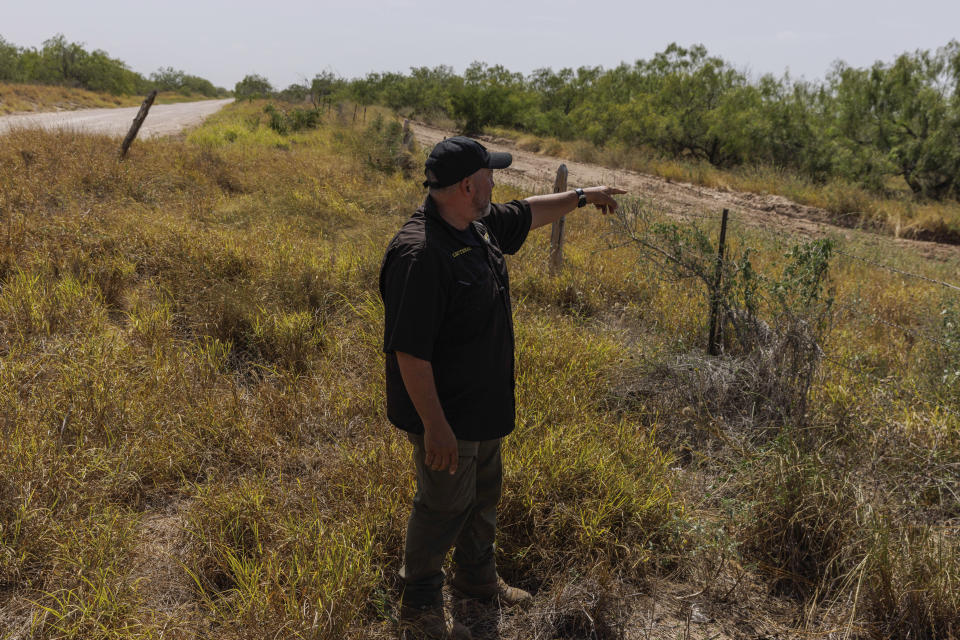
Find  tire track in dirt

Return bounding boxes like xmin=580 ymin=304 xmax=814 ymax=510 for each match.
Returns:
xmin=409 ymin=121 xmax=960 ymax=265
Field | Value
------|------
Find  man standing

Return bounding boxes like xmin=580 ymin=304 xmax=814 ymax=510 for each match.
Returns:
xmin=380 ymin=136 xmax=624 ymax=639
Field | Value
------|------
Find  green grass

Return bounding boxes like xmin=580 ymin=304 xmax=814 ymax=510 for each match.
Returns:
xmin=1 ymin=101 xmax=958 ymax=639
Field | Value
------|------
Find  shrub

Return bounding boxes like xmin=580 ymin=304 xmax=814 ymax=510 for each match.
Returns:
xmin=0 ymin=34 xmax=219 ymax=96
xmin=263 ymin=103 xmax=321 ymax=135
xmin=235 ymin=73 xmax=273 ymax=101
xmin=611 ymin=200 xmax=835 ymax=429
xmin=263 ymin=103 xmax=287 ymax=135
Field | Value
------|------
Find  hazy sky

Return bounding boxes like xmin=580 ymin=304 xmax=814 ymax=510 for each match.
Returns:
xmin=3 ymin=0 xmax=958 ymax=90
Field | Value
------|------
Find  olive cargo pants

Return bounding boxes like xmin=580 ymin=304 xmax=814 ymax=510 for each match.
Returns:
xmin=399 ymin=433 xmax=502 ymax=608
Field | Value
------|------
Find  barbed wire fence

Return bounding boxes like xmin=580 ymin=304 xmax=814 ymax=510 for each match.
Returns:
xmin=542 ymin=165 xmax=960 ymax=421
xmin=833 ymin=248 xmax=960 ymax=293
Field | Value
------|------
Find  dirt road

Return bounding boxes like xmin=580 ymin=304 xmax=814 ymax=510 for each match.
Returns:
xmin=0 ymin=98 xmax=233 ymax=138
xmin=410 ymin=121 xmax=960 ymax=264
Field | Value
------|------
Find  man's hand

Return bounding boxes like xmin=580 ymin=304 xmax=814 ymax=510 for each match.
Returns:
xmin=528 ymin=185 xmax=629 ymax=230
xmin=394 ymin=351 xmax=460 ymax=475
xmin=423 ymin=421 xmax=459 ymax=475
xmin=585 ymin=185 xmax=627 ymax=215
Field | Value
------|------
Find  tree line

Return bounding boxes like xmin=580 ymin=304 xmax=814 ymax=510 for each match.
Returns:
xmin=0 ymin=34 xmax=229 ymax=98
xmin=8 ymin=32 xmax=957 ymax=202
xmin=250 ymin=42 xmax=960 ymax=202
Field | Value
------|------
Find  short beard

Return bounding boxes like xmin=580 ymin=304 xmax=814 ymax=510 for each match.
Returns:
xmin=472 ymin=192 xmax=491 ymax=218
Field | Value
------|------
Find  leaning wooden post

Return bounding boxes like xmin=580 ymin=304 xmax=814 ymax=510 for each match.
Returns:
xmin=549 ymin=164 xmax=569 ymax=274
xmin=402 ymin=119 xmax=415 ymax=152
xmin=119 ymin=90 xmax=157 ymax=159
xmin=707 ymin=208 xmax=730 ymax=356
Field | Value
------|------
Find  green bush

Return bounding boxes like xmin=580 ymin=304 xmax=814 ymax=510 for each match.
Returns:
xmin=150 ymin=66 xmax=224 ymax=97
xmin=263 ymin=103 xmax=322 ymax=135
xmin=346 ymin=41 xmax=960 ymax=202
xmin=235 ymin=73 xmax=274 ymax=101
xmin=0 ymin=33 xmax=221 ymax=96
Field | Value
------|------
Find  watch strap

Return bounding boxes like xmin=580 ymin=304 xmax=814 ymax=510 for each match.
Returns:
xmin=575 ymin=187 xmax=587 ymax=208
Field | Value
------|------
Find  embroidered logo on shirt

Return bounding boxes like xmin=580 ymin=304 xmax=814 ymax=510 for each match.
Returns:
xmin=472 ymin=221 xmax=491 ymax=244
xmin=452 ymin=247 xmax=472 ymax=258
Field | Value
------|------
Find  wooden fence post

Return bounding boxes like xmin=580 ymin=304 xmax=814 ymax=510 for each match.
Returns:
xmin=549 ymin=164 xmax=568 ymax=274
xmin=119 ymin=90 xmax=157 ymax=159
xmin=708 ymin=208 xmax=730 ymax=356
xmin=402 ymin=119 xmax=415 ymax=152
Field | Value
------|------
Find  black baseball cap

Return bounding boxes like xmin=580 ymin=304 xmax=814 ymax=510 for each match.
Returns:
xmin=423 ymin=136 xmax=512 ymax=188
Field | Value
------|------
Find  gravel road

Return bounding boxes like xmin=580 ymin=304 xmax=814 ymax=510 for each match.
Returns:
xmin=0 ymin=98 xmax=233 ymax=138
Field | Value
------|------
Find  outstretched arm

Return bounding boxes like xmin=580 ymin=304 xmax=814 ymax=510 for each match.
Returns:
xmin=527 ymin=186 xmax=627 ymax=231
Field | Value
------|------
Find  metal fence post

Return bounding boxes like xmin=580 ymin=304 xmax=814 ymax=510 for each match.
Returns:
xmin=708 ymin=208 xmax=730 ymax=355
xmin=549 ymin=164 xmax=568 ymax=274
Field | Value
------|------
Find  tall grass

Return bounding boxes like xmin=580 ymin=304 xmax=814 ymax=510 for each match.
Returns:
xmin=1 ymin=100 xmax=958 ymax=638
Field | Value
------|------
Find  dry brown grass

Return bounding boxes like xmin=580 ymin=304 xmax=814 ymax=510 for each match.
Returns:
xmin=486 ymin=126 xmax=960 ymax=245
xmin=0 ymin=82 xmax=219 ymax=115
xmin=1 ymin=102 xmax=958 ymax=639
xmin=0 ymin=104 xmax=683 ymax=639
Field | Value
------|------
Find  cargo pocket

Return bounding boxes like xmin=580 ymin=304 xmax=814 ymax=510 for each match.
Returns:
xmin=408 ymin=434 xmax=480 ymax=514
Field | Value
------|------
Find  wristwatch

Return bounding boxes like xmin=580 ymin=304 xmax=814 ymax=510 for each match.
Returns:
xmin=574 ymin=187 xmax=587 ymax=208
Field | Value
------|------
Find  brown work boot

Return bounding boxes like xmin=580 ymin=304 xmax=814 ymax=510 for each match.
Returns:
xmin=450 ymin=575 xmax=532 ymax=607
xmin=398 ymin=604 xmax=472 ymax=640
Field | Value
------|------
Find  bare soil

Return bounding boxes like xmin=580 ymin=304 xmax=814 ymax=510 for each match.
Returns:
xmin=409 ymin=121 xmax=960 ymax=265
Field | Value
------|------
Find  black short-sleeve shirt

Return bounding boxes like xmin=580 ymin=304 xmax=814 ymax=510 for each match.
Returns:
xmin=379 ymin=196 xmax=532 ymax=440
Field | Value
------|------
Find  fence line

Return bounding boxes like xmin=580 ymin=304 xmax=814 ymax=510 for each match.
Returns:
xmin=722 ymin=219 xmax=960 ymax=296
xmin=623 ymin=199 xmax=960 ymax=294
xmin=611 ymin=216 xmax=952 ymax=340
xmin=598 ymin=198 xmax=958 ymax=416
xmin=671 ymin=211 xmax=724 ymax=223
xmin=833 ymin=248 xmax=960 ymax=293
xmin=615 ymin=220 xmax=956 ymax=355
xmin=613 ymin=210 xmax=959 ymax=321
xmin=834 ymin=301 xmax=956 ymax=350
xmin=611 ymin=222 xmax=721 ymax=287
